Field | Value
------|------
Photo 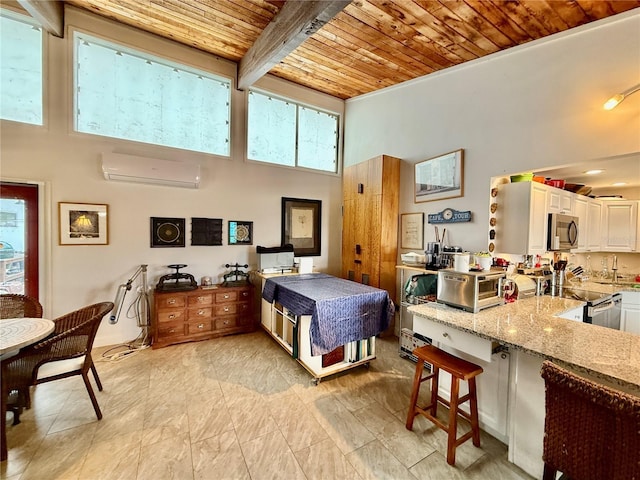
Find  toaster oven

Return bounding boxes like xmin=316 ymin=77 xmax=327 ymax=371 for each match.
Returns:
xmin=437 ymin=269 xmax=506 ymax=313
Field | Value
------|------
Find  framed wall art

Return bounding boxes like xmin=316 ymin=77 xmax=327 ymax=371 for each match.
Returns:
xmin=59 ymin=202 xmax=108 ymax=245
xmin=151 ymin=217 xmax=185 ymax=247
xmin=228 ymin=220 xmax=253 ymax=245
xmin=281 ymin=197 xmax=321 ymax=256
xmin=400 ymin=212 xmax=424 ymax=249
xmin=415 ymin=149 xmax=464 ymax=203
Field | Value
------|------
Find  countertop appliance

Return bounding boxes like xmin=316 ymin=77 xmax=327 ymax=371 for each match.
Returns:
xmin=547 ymin=287 xmax=621 ymax=330
xmin=547 ymin=213 xmax=579 ymax=251
xmin=437 ymin=269 xmax=506 ymax=313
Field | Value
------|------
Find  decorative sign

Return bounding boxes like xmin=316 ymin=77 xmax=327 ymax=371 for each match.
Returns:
xmin=428 ymin=208 xmax=472 ymax=224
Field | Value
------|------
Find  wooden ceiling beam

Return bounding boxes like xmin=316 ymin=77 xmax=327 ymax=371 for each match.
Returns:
xmin=17 ymin=0 xmax=64 ymax=37
xmin=237 ymin=0 xmax=350 ymax=91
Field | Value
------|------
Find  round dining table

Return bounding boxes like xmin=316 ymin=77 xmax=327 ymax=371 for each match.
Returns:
xmin=0 ymin=317 xmax=55 ymax=357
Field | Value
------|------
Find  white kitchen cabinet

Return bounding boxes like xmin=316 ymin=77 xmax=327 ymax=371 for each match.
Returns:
xmin=621 ymin=291 xmax=640 ymax=335
xmin=573 ymin=195 xmax=588 ymax=251
xmin=601 ymin=200 xmax=638 ymax=252
xmin=412 ymin=315 xmax=509 ymax=443
xmin=496 ymin=181 xmax=548 ymax=255
xmin=508 ymin=350 xmax=545 ymax=479
xmin=586 ymin=198 xmax=603 ymax=251
xmin=547 ymin=187 xmax=573 ymax=214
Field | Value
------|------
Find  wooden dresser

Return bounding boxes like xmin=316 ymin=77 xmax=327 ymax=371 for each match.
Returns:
xmin=152 ymin=284 xmax=254 ymax=349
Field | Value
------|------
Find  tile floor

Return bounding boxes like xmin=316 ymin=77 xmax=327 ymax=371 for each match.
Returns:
xmin=2 ymin=331 xmax=535 ymax=480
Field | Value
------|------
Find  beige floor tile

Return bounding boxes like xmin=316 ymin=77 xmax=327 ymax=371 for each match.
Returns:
xmin=375 ymin=419 xmax=437 ymax=467
xmin=295 ymin=438 xmax=363 ymax=480
xmin=191 ymin=430 xmax=250 ymax=480
xmin=79 ymin=430 xmax=141 ymax=480
xmin=186 ymin=390 xmax=235 ymax=443
xmin=345 ymin=438 xmax=416 ymax=480
xmin=240 ymin=429 xmax=306 ymax=480
xmin=409 ymin=450 xmax=466 ymax=480
xmin=137 ymin=432 xmax=193 ymax=480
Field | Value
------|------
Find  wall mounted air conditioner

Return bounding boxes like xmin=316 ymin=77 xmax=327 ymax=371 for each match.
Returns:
xmin=101 ymin=153 xmax=201 ymax=189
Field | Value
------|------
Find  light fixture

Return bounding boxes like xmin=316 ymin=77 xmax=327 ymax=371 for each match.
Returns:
xmin=612 ymin=182 xmax=627 ymax=187
xmin=584 ymin=169 xmax=603 ymax=175
xmin=603 ymin=83 xmax=640 ymax=110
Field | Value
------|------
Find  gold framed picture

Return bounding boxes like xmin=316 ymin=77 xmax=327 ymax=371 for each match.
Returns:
xmin=400 ymin=212 xmax=424 ymax=249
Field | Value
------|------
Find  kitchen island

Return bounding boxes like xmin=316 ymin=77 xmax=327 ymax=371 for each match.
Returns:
xmin=408 ymin=292 xmax=640 ymax=478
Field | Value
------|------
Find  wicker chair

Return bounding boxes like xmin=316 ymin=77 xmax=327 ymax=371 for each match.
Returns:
xmin=0 ymin=294 xmax=43 ymax=426
xmin=0 ymin=293 xmax=43 ymax=320
xmin=540 ymin=360 xmax=640 ymax=480
xmin=1 ymin=301 xmax=113 ymax=461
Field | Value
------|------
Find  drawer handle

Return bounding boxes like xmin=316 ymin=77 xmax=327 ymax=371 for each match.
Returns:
xmin=168 ymin=299 xmax=176 ymax=305
xmin=168 ymin=314 xmax=175 ymax=319
xmin=442 ymin=332 xmax=449 ymax=338
xmin=169 ymin=329 xmax=175 ymax=333
xmin=198 ymin=310 xmax=205 ymax=316
xmin=198 ymin=296 xmax=206 ymax=302
xmin=198 ymin=323 xmax=204 ymax=329
xmin=223 ymin=307 xmax=230 ymax=312
xmin=223 ymin=320 xmax=229 ymax=325
xmin=242 ymin=292 xmax=248 ymax=297
xmin=223 ymin=294 xmax=230 ymax=299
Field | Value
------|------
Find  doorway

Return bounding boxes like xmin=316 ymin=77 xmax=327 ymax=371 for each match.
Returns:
xmin=0 ymin=182 xmax=39 ymax=299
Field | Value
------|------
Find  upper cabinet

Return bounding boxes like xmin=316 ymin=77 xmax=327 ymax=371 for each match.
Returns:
xmin=496 ymin=182 xmax=637 ymax=255
xmin=601 ymin=200 xmax=638 ymax=252
xmin=496 ymin=181 xmax=548 ymax=255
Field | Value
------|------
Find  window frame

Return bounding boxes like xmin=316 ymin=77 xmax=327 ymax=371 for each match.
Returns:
xmin=246 ymin=87 xmax=341 ymax=175
xmin=71 ymin=29 xmax=233 ymax=157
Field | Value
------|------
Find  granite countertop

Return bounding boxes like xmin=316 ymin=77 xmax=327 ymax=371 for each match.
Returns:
xmin=408 ymin=293 xmax=640 ymax=394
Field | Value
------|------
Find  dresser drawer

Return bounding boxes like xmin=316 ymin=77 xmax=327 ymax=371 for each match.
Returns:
xmin=215 ymin=316 xmax=240 ymax=330
xmin=413 ymin=315 xmax=494 ymax=362
xmin=216 ymin=291 xmax=238 ymax=303
xmin=157 ymin=309 xmax=185 ymax=323
xmin=187 ymin=320 xmax=213 ymax=335
xmin=188 ymin=307 xmax=212 ymax=320
xmin=215 ymin=303 xmax=237 ymax=316
xmin=157 ymin=296 xmax=186 ymax=309
xmin=156 ymin=321 xmax=185 ymax=338
xmin=189 ymin=293 xmax=213 ymax=307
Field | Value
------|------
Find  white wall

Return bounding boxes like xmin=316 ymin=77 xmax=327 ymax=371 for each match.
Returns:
xmin=344 ymin=11 xmax=640 ymax=256
xmin=0 ymin=7 xmax=344 ymax=347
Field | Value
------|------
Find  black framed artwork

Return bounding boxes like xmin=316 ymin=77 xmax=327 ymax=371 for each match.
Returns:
xmin=281 ymin=197 xmax=321 ymax=256
xmin=228 ymin=220 xmax=253 ymax=245
xmin=191 ymin=217 xmax=223 ymax=246
xmin=151 ymin=217 xmax=185 ymax=247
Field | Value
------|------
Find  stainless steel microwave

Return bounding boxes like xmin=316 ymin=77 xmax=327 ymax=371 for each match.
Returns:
xmin=547 ymin=213 xmax=579 ymax=251
xmin=437 ymin=270 xmax=506 ymax=313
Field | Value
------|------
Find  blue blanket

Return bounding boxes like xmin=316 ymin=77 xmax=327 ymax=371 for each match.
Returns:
xmin=262 ymin=273 xmax=394 ymax=356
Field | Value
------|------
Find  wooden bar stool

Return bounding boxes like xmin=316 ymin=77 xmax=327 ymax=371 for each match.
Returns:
xmin=406 ymin=344 xmax=483 ymax=466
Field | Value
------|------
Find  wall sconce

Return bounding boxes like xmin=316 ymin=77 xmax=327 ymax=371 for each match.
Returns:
xmin=603 ymin=83 xmax=640 ymax=110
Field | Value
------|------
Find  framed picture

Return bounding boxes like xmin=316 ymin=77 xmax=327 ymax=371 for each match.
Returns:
xmin=150 ymin=217 xmax=185 ymax=247
xmin=228 ymin=220 xmax=253 ymax=245
xmin=400 ymin=212 xmax=424 ymax=249
xmin=415 ymin=149 xmax=464 ymax=203
xmin=59 ymin=202 xmax=108 ymax=245
xmin=281 ymin=197 xmax=321 ymax=256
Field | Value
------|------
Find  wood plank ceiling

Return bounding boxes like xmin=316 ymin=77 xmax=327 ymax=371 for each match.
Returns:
xmin=52 ymin=1 xmax=640 ymax=99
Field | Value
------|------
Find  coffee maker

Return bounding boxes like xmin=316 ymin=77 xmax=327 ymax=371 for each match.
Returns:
xmin=425 ymin=242 xmax=441 ymax=269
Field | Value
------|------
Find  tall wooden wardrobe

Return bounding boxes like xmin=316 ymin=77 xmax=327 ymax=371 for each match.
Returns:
xmin=342 ymin=154 xmax=401 ymax=305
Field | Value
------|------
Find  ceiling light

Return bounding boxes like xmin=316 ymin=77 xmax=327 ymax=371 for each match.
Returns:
xmin=603 ymin=83 xmax=640 ymax=110
xmin=584 ymin=169 xmax=603 ymax=175
xmin=612 ymin=182 xmax=627 ymax=187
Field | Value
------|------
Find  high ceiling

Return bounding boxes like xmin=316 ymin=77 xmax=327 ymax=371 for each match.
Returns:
xmin=21 ymin=0 xmax=640 ymax=100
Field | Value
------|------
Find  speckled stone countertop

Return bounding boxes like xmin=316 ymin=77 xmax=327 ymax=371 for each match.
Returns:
xmin=408 ymin=293 xmax=640 ymax=394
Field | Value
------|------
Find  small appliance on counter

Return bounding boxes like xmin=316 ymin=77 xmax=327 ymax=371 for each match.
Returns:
xmin=257 ymin=244 xmax=295 ymax=274
xmin=155 ymin=264 xmax=198 ymax=292
xmin=436 ymin=269 xmax=506 ymax=313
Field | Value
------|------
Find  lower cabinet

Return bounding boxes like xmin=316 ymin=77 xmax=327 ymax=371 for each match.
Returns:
xmin=412 ymin=315 xmax=510 ymax=443
xmin=152 ymin=285 xmax=254 ymax=349
xmin=621 ymin=291 xmax=640 ymax=335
